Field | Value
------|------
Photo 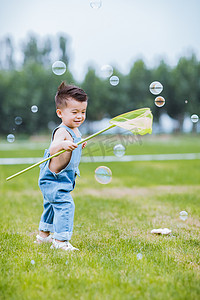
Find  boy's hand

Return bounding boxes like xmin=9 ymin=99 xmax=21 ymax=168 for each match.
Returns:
xmin=62 ymin=140 xmax=78 ymax=152
xmin=82 ymin=141 xmax=87 ymax=149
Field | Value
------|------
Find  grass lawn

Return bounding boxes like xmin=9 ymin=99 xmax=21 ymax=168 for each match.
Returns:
xmin=0 ymin=135 xmax=200 ymax=300
xmin=1 ymin=133 xmax=200 ymax=158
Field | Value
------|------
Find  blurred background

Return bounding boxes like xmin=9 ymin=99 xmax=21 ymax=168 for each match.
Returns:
xmin=0 ymin=0 xmax=200 ymax=141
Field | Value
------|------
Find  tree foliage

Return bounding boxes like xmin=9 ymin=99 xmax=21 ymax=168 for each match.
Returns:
xmin=0 ymin=34 xmax=199 ymax=137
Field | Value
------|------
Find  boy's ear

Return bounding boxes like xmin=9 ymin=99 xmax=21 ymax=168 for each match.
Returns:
xmin=56 ymin=109 xmax=62 ymax=119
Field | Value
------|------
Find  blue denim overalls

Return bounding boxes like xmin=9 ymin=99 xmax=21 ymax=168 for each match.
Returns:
xmin=38 ymin=124 xmax=82 ymax=241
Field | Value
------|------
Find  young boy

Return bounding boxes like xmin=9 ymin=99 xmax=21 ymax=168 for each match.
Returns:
xmin=35 ymin=82 xmax=88 ymax=251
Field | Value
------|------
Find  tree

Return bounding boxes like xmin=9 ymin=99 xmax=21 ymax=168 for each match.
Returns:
xmin=171 ymin=54 xmax=199 ymax=130
xmin=0 ymin=33 xmax=199 ymax=136
xmin=41 ymin=37 xmax=52 ymax=67
xmin=151 ymin=60 xmax=173 ymax=121
xmin=22 ymin=34 xmax=42 ymax=65
xmin=59 ymin=35 xmax=70 ymax=66
xmin=0 ymin=37 xmax=15 ymax=70
xmin=102 ymin=68 xmax=130 ymax=118
xmin=126 ymin=60 xmax=152 ymax=113
xmin=82 ymin=67 xmax=107 ymax=120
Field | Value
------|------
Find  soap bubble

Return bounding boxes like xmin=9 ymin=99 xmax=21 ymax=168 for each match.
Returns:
xmin=191 ymin=114 xmax=199 ymax=123
xmin=7 ymin=134 xmax=15 ymax=143
xmin=95 ymin=166 xmax=112 ymax=184
xmin=113 ymin=144 xmax=125 ymax=157
xmin=137 ymin=253 xmax=143 ymax=260
xmin=179 ymin=211 xmax=188 ymax=221
xmin=31 ymin=105 xmax=38 ymax=113
xmin=100 ymin=64 xmax=113 ymax=78
xmin=30 ymin=260 xmax=35 ymax=265
xmin=52 ymin=61 xmax=66 ymax=75
xmin=15 ymin=116 xmax=22 ymax=125
xmin=90 ymin=0 xmax=102 ymax=9
xmin=154 ymin=96 xmax=165 ymax=107
xmin=149 ymin=81 xmax=163 ymax=95
xmin=110 ymin=75 xmax=119 ymax=86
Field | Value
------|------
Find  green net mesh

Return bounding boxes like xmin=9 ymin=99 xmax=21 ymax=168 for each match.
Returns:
xmin=109 ymin=108 xmax=153 ymax=135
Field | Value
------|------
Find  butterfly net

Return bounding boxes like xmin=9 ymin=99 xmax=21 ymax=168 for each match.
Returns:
xmin=109 ymin=108 xmax=153 ymax=135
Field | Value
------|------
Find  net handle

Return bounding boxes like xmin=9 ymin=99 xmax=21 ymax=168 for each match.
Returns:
xmin=6 ymin=124 xmax=115 ymax=181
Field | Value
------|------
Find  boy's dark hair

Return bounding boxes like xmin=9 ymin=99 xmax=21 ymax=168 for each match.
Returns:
xmin=55 ymin=81 xmax=88 ymax=109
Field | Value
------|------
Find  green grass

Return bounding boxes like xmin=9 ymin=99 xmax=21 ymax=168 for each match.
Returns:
xmin=0 ymin=135 xmax=200 ymax=300
xmin=0 ymin=133 xmax=200 ymax=158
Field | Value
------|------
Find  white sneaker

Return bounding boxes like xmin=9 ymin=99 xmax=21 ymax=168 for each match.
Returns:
xmin=34 ymin=234 xmax=53 ymax=244
xmin=50 ymin=240 xmax=79 ymax=251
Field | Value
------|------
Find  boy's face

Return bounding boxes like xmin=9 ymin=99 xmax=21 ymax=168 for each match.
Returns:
xmin=56 ymin=97 xmax=87 ymax=129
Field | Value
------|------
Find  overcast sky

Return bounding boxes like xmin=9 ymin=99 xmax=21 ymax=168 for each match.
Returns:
xmin=0 ymin=0 xmax=200 ymax=81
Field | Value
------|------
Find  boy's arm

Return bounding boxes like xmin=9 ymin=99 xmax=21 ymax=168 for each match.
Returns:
xmin=49 ymin=127 xmax=78 ymax=155
xmin=49 ymin=128 xmax=78 ymax=173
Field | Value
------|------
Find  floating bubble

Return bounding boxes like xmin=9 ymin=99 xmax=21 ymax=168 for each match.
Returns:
xmin=52 ymin=61 xmax=66 ymax=75
xmin=100 ymin=65 xmax=113 ymax=78
xmin=7 ymin=134 xmax=15 ymax=143
xmin=30 ymin=260 xmax=35 ymax=265
xmin=31 ymin=105 xmax=38 ymax=113
xmin=110 ymin=75 xmax=119 ymax=86
xmin=191 ymin=114 xmax=199 ymax=123
xmin=149 ymin=81 xmax=163 ymax=95
xmin=90 ymin=0 xmax=102 ymax=9
xmin=15 ymin=116 xmax=22 ymax=125
xmin=137 ymin=253 xmax=143 ymax=260
xmin=179 ymin=211 xmax=188 ymax=221
xmin=154 ymin=96 xmax=165 ymax=107
xmin=95 ymin=166 xmax=112 ymax=184
xmin=113 ymin=144 xmax=125 ymax=157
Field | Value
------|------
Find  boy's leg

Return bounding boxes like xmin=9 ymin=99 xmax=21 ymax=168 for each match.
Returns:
xmin=35 ymin=198 xmax=54 ymax=243
xmin=39 ymin=197 xmax=54 ymax=234
xmin=52 ymin=193 xmax=75 ymax=241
